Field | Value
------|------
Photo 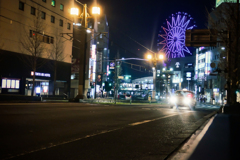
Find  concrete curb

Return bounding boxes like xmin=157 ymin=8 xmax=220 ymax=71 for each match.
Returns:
xmin=165 ymin=109 xmax=220 ymax=160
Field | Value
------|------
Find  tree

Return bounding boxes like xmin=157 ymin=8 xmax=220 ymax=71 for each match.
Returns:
xmin=208 ymin=2 xmax=240 ymax=104
xmin=48 ymin=36 xmax=65 ymax=95
xmin=19 ymin=9 xmax=46 ymax=96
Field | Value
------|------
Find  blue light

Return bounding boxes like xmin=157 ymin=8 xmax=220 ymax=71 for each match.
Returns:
xmin=158 ymin=12 xmax=195 ymax=58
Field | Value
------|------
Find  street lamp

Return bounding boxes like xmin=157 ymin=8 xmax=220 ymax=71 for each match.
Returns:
xmin=70 ymin=4 xmax=100 ymax=100
xmin=146 ymin=52 xmax=165 ymax=100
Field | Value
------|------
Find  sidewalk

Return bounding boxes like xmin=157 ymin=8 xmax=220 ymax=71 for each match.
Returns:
xmin=169 ymin=105 xmax=240 ymax=160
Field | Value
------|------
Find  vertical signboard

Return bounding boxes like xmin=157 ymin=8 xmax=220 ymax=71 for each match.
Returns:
xmin=97 ymin=51 xmax=102 ymax=73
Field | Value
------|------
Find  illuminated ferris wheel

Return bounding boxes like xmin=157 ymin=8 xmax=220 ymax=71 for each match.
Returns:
xmin=158 ymin=12 xmax=196 ymax=58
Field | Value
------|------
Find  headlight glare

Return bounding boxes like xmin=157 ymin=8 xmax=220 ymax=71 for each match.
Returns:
xmin=183 ymin=98 xmax=191 ymax=104
xmin=170 ymin=97 xmax=177 ymax=103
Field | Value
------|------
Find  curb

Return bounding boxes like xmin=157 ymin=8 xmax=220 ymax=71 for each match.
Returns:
xmin=165 ymin=109 xmax=219 ymax=160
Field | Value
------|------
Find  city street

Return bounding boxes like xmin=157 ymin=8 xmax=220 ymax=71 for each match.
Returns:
xmin=0 ymin=103 xmax=219 ymax=160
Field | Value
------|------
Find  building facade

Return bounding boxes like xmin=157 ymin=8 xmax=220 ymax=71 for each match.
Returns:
xmin=0 ymin=0 xmax=73 ymax=96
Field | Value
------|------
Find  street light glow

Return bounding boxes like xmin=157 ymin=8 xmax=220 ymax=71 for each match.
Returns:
xmin=163 ymin=68 xmax=166 ymax=71
xmin=70 ymin=8 xmax=79 ymax=15
xmin=147 ymin=54 xmax=152 ymax=59
xmin=159 ymin=54 xmax=164 ymax=60
xmin=86 ymin=28 xmax=91 ymax=33
xmin=170 ymin=68 xmax=173 ymax=71
xmin=92 ymin=7 xmax=100 ymax=15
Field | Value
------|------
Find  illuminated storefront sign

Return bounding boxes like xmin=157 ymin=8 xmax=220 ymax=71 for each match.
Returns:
xmin=31 ymin=71 xmax=51 ymax=77
xmin=110 ymin=62 xmax=115 ymax=69
xmin=175 ymin=62 xmax=180 ymax=68
xmin=1 ymin=79 xmax=20 ymax=89
xmin=91 ymin=45 xmax=96 ymax=59
xmin=172 ymin=71 xmax=181 ymax=83
xmin=216 ymin=0 xmax=237 ymax=8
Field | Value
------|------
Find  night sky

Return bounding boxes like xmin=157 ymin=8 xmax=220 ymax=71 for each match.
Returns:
xmin=81 ymin=0 xmax=216 ymax=79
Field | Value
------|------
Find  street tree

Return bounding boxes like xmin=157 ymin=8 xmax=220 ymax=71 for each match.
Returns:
xmin=19 ymin=8 xmax=46 ymax=96
xmin=48 ymin=35 xmax=65 ymax=95
xmin=208 ymin=2 xmax=240 ymax=104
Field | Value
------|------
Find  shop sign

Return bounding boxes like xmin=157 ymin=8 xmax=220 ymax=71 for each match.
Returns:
xmin=175 ymin=62 xmax=180 ymax=68
xmin=31 ymin=71 xmax=51 ymax=77
xmin=213 ymin=88 xmax=219 ymax=92
xmin=110 ymin=62 xmax=115 ymax=69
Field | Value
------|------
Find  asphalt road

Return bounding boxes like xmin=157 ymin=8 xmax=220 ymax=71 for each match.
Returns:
xmin=0 ymin=103 xmax=219 ymax=160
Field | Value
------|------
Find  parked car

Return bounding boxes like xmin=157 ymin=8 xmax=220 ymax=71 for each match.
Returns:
xmin=169 ymin=90 xmax=196 ymax=109
xmin=118 ymin=94 xmax=125 ymax=100
xmin=125 ymin=94 xmax=132 ymax=100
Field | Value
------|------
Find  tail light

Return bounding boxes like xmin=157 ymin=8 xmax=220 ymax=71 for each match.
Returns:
xmin=187 ymin=94 xmax=193 ymax=98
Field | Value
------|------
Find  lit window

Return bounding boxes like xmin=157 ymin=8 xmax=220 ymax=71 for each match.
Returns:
xmin=31 ymin=7 xmax=36 ymax=15
xmin=7 ymin=80 xmax=11 ymax=88
xmin=60 ymin=4 xmax=64 ymax=11
xmin=41 ymin=11 xmax=46 ymax=19
xmin=51 ymin=16 xmax=55 ymax=23
xmin=11 ymin=80 xmax=16 ymax=88
xmin=59 ymin=19 xmax=63 ymax=26
xmin=19 ymin=1 xmax=24 ymax=11
xmin=51 ymin=0 xmax=55 ymax=7
xmin=2 ymin=79 xmax=6 ymax=88
xmin=67 ymin=23 xmax=70 ymax=30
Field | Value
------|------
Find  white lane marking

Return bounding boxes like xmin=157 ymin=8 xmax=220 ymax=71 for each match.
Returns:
xmin=129 ymin=112 xmax=191 ymax=126
xmin=4 ymin=112 xmax=191 ymax=160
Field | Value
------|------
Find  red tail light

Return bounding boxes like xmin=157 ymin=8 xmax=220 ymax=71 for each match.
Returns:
xmin=187 ymin=94 xmax=193 ymax=98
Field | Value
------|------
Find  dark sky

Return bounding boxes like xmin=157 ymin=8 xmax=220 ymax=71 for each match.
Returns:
xmin=81 ymin=0 xmax=216 ymax=79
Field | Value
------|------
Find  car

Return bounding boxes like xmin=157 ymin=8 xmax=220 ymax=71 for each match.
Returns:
xmin=118 ymin=94 xmax=125 ymax=100
xmin=125 ymin=94 xmax=132 ymax=100
xmin=168 ymin=90 xmax=196 ymax=109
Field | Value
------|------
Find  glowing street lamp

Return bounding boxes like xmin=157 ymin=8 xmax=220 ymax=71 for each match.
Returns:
xmin=92 ymin=7 xmax=100 ymax=15
xmin=147 ymin=54 xmax=152 ymax=59
xmin=159 ymin=54 xmax=164 ymax=60
xmin=70 ymin=8 xmax=79 ymax=16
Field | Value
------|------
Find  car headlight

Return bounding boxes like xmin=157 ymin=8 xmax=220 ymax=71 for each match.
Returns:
xmin=183 ymin=98 xmax=191 ymax=104
xmin=170 ymin=97 xmax=177 ymax=103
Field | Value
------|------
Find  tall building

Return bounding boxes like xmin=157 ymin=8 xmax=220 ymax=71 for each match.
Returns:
xmin=0 ymin=0 xmax=74 ymax=96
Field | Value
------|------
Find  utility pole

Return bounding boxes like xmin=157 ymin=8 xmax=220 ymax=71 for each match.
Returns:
xmin=114 ymin=58 xmax=117 ymax=104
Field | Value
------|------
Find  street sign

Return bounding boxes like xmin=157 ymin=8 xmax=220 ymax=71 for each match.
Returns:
xmin=118 ymin=76 xmax=124 ymax=79
xmin=185 ymin=29 xmax=217 ymax=47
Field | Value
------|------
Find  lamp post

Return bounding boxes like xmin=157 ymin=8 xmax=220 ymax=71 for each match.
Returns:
xmin=71 ymin=3 xmax=100 ymax=100
xmin=146 ymin=53 xmax=164 ymax=100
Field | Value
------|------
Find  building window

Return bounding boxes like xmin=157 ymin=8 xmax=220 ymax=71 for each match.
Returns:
xmin=60 ymin=4 xmax=64 ymax=11
xmin=30 ymin=30 xmax=54 ymax=44
xmin=19 ymin=1 xmax=24 ymax=11
xmin=59 ymin=19 xmax=63 ymax=27
xmin=42 ymin=0 xmax=46 ymax=2
xmin=31 ymin=7 xmax=36 ymax=15
xmin=2 ymin=79 xmax=20 ymax=89
xmin=41 ymin=11 xmax=46 ymax=19
xmin=50 ymin=37 xmax=54 ymax=44
xmin=51 ymin=0 xmax=56 ymax=7
xmin=67 ymin=23 xmax=70 ymax=30
xmin=51 ymin=16 xmax=55 ymax=23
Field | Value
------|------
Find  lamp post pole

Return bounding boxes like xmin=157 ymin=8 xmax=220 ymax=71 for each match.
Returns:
xmin=74 ymin=4 xmax=88 ymax=100
xmin=152 ymin=54 xmax=157 ymax=100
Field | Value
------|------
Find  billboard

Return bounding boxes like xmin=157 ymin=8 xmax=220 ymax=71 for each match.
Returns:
xmin=172 ymin=71 xmax=181 ymax=83
xmin=96 ymin=74 xmax=102 ymax=86
xmin=216 ymin=0 xmax=237 ymax=8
